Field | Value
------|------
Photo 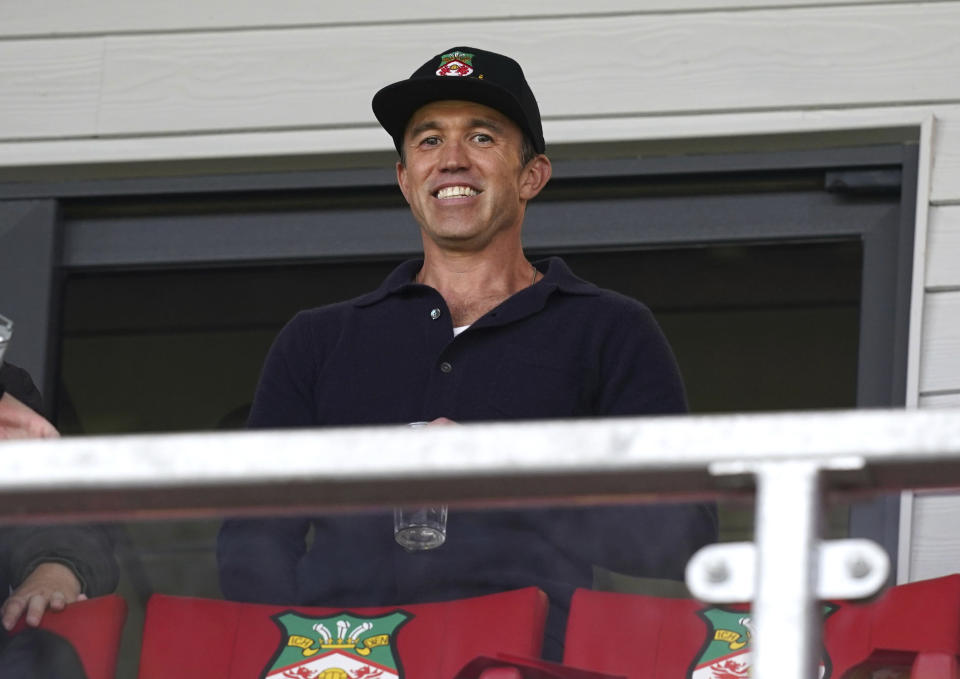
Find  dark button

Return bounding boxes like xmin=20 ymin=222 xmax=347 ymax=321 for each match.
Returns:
xmin=430 ymin=308 xmax=441 ymax=320
xmin=439 ymin=361 xmax=453 ymax=374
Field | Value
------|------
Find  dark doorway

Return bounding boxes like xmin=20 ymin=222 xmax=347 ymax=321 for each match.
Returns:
xmin=57 ymin=238 xmax=861 ymax=435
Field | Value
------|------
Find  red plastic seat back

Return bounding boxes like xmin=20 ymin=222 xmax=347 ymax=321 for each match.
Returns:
xmin=563 ymin=591 xmax=710 ymax=679
xmin=137 ymin=587 xmax=547 ymax=679
xmin=827 ymin=574 xmax=960 ymax=677
xmin=455 ymin=653 xmax=626 ymax=679
xmin=563 ymin=575 xmax=960 ymax=679
xmin=28 ymin=594 xmax=128 ymax=679
xmin=478 ymin=669 xmax=524 ymax=679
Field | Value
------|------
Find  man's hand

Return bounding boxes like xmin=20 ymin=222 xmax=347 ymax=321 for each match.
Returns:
xmin=0 ymin=392 xmax=59 ymax=440
xmin=1 ymin=562 xmax=86 ymax=630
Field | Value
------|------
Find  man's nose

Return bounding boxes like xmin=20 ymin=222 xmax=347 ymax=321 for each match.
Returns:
xmin=439 ymin=139 xmax=469 ymax=170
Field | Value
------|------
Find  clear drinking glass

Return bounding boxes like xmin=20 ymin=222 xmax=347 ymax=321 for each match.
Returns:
xmin=393 ymin=422 xmax=448 ymax=551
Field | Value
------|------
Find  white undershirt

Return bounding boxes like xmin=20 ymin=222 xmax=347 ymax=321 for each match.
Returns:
xmin=453 ymin=325 xmax=469 ymax=337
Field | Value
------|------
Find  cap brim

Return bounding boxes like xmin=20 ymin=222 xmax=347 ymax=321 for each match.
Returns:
xmin=372 ymin=77 xmax=540 ymax=154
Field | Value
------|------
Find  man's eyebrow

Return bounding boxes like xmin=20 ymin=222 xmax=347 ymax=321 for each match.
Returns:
xmin=407 ymin=117 xmax=506 ymax=139
xmin=469 ymin=117 xmax=505 ymax=133
xmin=408 ymin=119 xmax=441 ymax=139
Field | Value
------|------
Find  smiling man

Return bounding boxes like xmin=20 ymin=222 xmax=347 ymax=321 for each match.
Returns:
xmin=217 ymin=47 xmax=717 ymax=660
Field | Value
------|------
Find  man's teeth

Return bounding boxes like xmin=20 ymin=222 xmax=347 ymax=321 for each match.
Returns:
xmin=436 ymin=186 xmax=478 ymax=199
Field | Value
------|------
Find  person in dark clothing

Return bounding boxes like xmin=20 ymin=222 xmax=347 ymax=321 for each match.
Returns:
xmin=0 ymin=363 xmax=57 ymax=441
xmin=0 ymin=629 xmax=89 ymax=679
xmin=0 ymin=362 xmax=119 ymax=631
xmin=217 ymin=46 xmax=717 ymax=660
xmin=0 ymin=362 xmax=119 ymax=678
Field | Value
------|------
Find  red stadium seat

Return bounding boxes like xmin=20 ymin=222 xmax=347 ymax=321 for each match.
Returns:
xmin=560 ymin=574 xmax=960 ymax=678
xmin=14 ymin=594 xmax=128 ymax=679
xmin=454 ymin=654 xmax=624 ymax=679
xmin=137 ymin=587 xmax=547 ymax=679
xmin=478 ymin=668 xmax=523 ymax=679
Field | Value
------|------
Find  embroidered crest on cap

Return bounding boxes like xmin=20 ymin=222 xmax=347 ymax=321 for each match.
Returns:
xmin=261 ymin=610 xmax=412 ymax=679
xmin=436 ymin=51 xmax=474 ymax=77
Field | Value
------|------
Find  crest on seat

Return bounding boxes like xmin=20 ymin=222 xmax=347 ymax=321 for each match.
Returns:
xmin=262 ymin=610 xmax=412 ymax=679
xmin=689 ymin=605 xmax=836 ymax=679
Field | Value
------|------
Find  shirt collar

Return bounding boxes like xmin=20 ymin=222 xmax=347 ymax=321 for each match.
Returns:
xmin=536 ymin=256 xmax=599 ymax=296
xmin=353 ymin=259 xmax=424 ymax=307
xmin=353 ymin=256 xmax=600 ymax=310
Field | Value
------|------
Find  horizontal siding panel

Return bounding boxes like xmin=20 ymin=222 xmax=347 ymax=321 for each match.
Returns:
xmin=0 ymin=0 xmax=923 ymax=38
xmin=909 ymin=492 xmax=960 ymax=581
xmin=920 ymin=392 xmax=960 ymax=408
xmin=932 ymin=109 xmax=960 ymax=204
xmin=927 ymin=205 xmax=960 ymax=289
xmin=79 ymin=3 xmax=960 ymax=137
xmin=920 ymin=291 xmax=960 ymax=393
xmin=97 ymin=30 xmax=376 ymax=136
xmin=0 ymin=38 xmax=103 ymax=139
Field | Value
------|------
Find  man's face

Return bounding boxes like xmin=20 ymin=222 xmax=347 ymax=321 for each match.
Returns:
xmin=396 ymin=100 xmax=549 ymax=253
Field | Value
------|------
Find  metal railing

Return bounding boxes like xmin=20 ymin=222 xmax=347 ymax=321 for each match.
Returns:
xmin=2 ymin=407 xmax=960 ymax=678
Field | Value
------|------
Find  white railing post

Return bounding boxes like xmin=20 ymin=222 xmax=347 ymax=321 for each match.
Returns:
xmin=753 ymin=460 xmax=822 ymax=679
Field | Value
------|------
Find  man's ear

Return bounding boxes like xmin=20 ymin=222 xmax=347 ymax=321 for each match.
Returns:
xmin=519 ymin=155 xmax=552 ymax=201
xmin=396 ymin=160 xmax=412 ymax=204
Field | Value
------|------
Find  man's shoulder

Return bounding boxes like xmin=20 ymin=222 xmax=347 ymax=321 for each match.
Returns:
xmin=587 ymin=284 xmax=652 ymax=312
xmin=275 ymin=298 xmax=367 ymax=346
xmin=289 ymin=297 xmax=361 ymax=323
xmin=544 ymin=257 xmax=646 ymax=298
xmin=284 ymin=259 xmax=421 ymax=328
xmin=543 ymin=258 xmax=654 ymax=319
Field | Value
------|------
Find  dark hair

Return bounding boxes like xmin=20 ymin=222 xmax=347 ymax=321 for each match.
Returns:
xmin=399 ymin=132 xmax=538 ymax=167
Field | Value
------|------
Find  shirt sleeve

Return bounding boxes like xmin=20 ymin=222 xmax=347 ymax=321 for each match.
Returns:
xmin=218 ymin=312 xmax=319 ymax=603
xmin=4 ymin=524 xmax=119 ymax=597
xmin=589 ymin=297 xmax=718 ymax=578
xmin=593 ymin=300 xmax=688 ymax=416
xmin=216 ymin=517 xmax=309 ymax=604
xmin=0 ymin=363 xmax=44 ymax=414
xmin=0 ymin=364 xmax=120 ymax=598
xmin=247 ymin=312 xmax=321 ymax=430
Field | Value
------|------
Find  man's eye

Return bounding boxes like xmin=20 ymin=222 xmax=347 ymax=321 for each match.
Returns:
xmin=419 ymin=136 xmax=441 ymax=147
xmin=473 ymin=133 xmax=493 ymax=143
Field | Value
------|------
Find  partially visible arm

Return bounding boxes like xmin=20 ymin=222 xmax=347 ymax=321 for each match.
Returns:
xmin=593 ymin=302 xmax=688 ymax=417
xmin=0 ymin=364 xmax=117 ymax=628
xmin=588 ymin=300 xmax=718 ymax=577
xmin=218 ymin=314 xmax=318 ymax=603
xmin=217 ymin=518 xmax=310 ymax=604
xmin=2 ymin=563 xmax=84 ymax=630
xmin=0 ymin=391 xmax=58 ymax=440
xmin=1 ymin=522 xmax=118 ymax=630
xmin=247 ymin=312 xmax=321 ymax=429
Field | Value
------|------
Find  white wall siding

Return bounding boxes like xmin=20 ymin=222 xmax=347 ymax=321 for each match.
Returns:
xmin=908 ymin=493 xmax=960 ymax=581
xmin=920 ymin=292 xmax=960 ymax=394
xmin=931 ymin=110 xmax=960 ymax=204
xmin=0 ymin=38 xmax=102 ymax=139
xmin=4 ymin=4 xmax=960 ymax=141
xmin=0 ymin=0 xmax=925 ymax=38
xmin=919 ymin=392 xmax=960 ymax=408
xmin=927 ymin=205 xmax=960 ymax=289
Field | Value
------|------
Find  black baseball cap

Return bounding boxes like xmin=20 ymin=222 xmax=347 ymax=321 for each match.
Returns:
xmin=372 ymin=46 xmax=545 ymax=156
